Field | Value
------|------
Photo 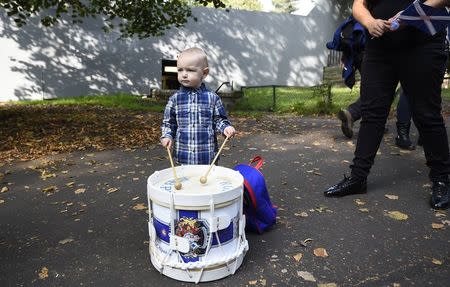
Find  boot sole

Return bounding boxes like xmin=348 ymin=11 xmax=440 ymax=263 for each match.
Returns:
xmin=337 ymin=110 xmax=353 ymax=139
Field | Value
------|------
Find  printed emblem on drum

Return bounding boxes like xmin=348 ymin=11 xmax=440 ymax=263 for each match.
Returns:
xmin=175 ymin=217 xmax=210 ymax=257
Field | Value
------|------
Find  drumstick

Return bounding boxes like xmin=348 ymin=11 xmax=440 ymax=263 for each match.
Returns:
xmin=166 ymin=146 xmax=182 ymax=190
xmin=200 ymin=136 xmax=230 ymax=184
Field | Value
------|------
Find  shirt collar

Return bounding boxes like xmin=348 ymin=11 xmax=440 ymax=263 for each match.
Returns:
xmin=180 ymin=83 xmax=207 ymax=94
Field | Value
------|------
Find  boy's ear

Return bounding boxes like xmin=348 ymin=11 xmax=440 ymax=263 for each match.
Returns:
xmin=202 ymin=67 xmax=209 ymax=79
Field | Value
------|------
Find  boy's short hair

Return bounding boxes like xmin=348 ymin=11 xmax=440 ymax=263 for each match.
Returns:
xmin=179 ymin=47 xmax=209 ymax=68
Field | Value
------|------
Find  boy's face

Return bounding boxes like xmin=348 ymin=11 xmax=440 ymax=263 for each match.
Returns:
xmin=177 ymin=53 xmax=209 ymax=89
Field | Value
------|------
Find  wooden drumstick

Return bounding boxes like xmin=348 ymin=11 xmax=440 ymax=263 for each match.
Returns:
xmin=166 ymin=146 xmax=182 ymax=190
xmin=200 ymin=135 xmax=230 ymax=184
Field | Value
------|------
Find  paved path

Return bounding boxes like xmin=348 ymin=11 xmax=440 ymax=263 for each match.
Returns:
xmin=1 ymin=116 xmax=449 ymax=286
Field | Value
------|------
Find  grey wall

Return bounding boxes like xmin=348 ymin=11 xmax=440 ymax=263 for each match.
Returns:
xmin=0 ymin=2 xmax=342 ymax=101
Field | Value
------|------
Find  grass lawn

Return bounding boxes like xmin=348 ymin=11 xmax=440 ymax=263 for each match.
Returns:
xmin=17 ymin=93 xmax=166 ymax=112
xmin=5 ymin=86 xmax=450 ymax=117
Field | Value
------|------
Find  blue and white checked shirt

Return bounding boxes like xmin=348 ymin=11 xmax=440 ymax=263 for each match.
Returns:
xmin=161 ymin=83 xmax=231 ymax=165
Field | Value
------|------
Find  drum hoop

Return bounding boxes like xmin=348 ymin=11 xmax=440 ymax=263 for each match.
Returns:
xmin=149 ymin=197 xmax=240 ymax=210
xmin=149 ymin=238 xmax=248 ymax=270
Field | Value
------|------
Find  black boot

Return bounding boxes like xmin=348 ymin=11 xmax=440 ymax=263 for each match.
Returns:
xmin=324 ymin=175 xmax=367 ymax=197
xmin=431 ymin=181 xmax=449 ymax=210
xmin=337 ymin=109 xmax=354 ymax=139
xmin=395 ymin=121 xmax=415 ymax=150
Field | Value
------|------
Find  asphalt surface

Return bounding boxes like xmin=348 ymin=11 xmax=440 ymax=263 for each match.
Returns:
xmin=1 ymin=116 xmax=449 ymax=287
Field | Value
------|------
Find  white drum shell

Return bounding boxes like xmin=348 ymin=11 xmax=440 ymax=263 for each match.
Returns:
xmin=147 ymin=165 xmax=248 ymax=283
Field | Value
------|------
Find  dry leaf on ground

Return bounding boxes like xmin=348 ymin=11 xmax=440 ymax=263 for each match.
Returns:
xmin=385 ymin=211 xmax=408 ymax=221
xmin=0 ymin=186 xmax=8 ymax=193
xmin=59 ymin=238 xmax=74 ymax=245
xmin=107 ymin=187 xmax=119 ymax=194
xmin=38 ymin=267 xmax=49 ymax=279
xmin=354 ymin=198 xmax=365 ymax=206
xmin=385 ymin=194 xmax=399 ymax=200
xmin=297 ymin=271 xmax=316 ymax=282
xmin=74 ymin=188 xmax=86 ymax=194
xmin=293 ymin=253 xmax=303 ymax=262
xmin=432 ymin=258 xmax=443 ymax=265
xmin=431 ymin=223 xmax=445 ymax=229
xmin=313 ymin=248 xmax=329 ymax=258
xmin=132 ymin=203 xmax=147 ymax=211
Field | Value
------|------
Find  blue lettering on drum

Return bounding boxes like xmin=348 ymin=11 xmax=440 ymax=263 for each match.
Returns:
xmin=219 ymin=181 xmax=233 ymax=192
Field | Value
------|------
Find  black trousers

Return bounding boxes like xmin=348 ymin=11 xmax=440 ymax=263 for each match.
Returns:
xmin=347 ymin=91 xmax=411 ymax=123
xmin=350 ymin=40 xmax=450 ymax=182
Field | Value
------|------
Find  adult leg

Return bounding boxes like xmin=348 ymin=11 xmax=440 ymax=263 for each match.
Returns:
xmin=325 ymin=49 xmax=398 ymax=197
xmin=350 ymin=50 xmax=398 ymax=179
xmin=400 ymin=41 xmax=450 ymax=209
xmin=395 ymin=90 xmax=415 ymax=150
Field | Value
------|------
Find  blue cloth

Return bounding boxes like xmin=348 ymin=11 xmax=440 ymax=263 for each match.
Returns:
xmin=161 ymin=83 xmax=231 ymax=165
xmin=326 ymin=16 xmax=366 ymax=88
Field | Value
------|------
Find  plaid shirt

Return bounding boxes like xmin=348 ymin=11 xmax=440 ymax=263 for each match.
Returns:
xmin=161 ymin=83 xmax=231 ymax=165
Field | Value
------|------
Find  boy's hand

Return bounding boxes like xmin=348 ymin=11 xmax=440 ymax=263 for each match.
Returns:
xmin=161 ymin=138 xmax=172 ymax=149
xmin=224 ymin=126 xmax=236 ymax=138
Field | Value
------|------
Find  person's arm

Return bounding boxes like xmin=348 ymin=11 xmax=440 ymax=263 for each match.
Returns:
xmin=352 ymin=0 xmax=390 ymax=38
xmin=212 ymin=94 xmax=233 ymax=135
xmin=424 ymin=0 xmax=450 ymax=8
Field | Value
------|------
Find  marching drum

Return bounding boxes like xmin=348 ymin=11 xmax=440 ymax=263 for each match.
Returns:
xmin=147 ymin=165 xmax=248 ymax=283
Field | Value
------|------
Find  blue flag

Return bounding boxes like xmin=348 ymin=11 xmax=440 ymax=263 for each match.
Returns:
xmin=393 ymin=0 xmax=450 ymax=36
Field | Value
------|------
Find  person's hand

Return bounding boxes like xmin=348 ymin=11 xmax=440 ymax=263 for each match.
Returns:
xmin=224 ymin=126 xmax=236 ymax=138
xmin=161 ymin=138 xmax=172 ymax=149
xmin=367 ymin=18 xmax=390 ymax=38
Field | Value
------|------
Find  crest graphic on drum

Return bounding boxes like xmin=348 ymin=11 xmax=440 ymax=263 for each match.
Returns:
xmin=147 ymin=165 xmax=248 ymax=283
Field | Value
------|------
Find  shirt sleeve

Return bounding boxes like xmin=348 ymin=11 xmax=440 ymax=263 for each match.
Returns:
xmin=213 ymin=93 xmax=231 ymax=134
xmin=161 ymin=94 xmax=177 ymax=140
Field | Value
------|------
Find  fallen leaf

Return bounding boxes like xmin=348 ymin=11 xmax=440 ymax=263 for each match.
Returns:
xmin=294 ymin=212 xmax=308 ymax=218
xmin=40 ymin=170 xmax=56 ymax=180
xmin=432 ymin=258 xmax=443 ymax=265
xmin=132 ymin=203 xmax=147 ymax=211
xmin=59 ymin=238 xmax=74 ymax=245
xmin=0 ymin=186 xmax=8 ymax=193
xmin=42 ymin=186 xmax=57 ymax=194
xmin=431 ymin=223 xmax=445 ymax=229
xmin=107 ymin=187 xmax=119 ymax=194
xmin=359 ymin=208 xmax=369 ymax=213
xmin=0 ymin=199 xmax=5 ymax=204
xmin=385 ymin=194 xmax=399 ymax=200
xmin=318 ymin=284 xmax=338 ymax=287
xmin=66 ymin=182 xmax=75 ymax=187
xmin=293 ymin=253 xmax=303 ymax=262
xmin=74 ymin=188 xmax=86 ymax=194
xmin=313 ymin=248 xmax=329 ymax=258
xmin=248 ymin=280 xmax=258 ymax=285
xmin=386 ymin=211 xmax=408 ymax=221
xmin=314 ymin=205 xmax=331 ymax=213
xmin=38 ymin=267 xmax=48 ymax=279
xmin=297 ymin=271 xmax=316 ymax=282
xmin=354 ymin=198 xmax=365 ymax=206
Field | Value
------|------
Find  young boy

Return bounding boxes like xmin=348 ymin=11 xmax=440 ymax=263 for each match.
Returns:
xmin=160 ymin=47 xmax=236 ymax=165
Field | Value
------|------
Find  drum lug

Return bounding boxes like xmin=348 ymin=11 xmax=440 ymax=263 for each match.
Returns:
xmin=209 ymin=215 xmax=231 ymax=232
xmin=239 ymin=215 xmax=246 ymax=236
